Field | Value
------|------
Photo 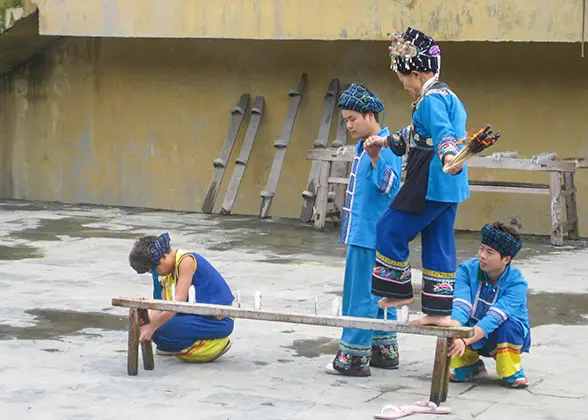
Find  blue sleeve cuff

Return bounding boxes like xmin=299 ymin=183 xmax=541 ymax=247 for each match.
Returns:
xmin=476 ymin=316 xmax=500 ymax=337
xmin=451 ymin=307 xmax=470 ymax=326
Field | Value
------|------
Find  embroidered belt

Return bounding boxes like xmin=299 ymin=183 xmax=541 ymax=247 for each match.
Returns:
xmin=410 ymin=132 xmax=434 ymax=151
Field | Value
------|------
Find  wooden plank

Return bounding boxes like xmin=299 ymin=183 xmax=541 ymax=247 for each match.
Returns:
xmin=439 ymin=339 xmax=452 ymax=403
xmin=301 ymin=79 xmax=340 ymax=223
xmin=112 ymin=298 xmax=475 ymax=339
xmin=138 ymin=309 xmax=155 ymax=371
xmin=202 ymin=93 xmax=250 ymax=214
xmin=221 ymin=96 xmax=265 ymax=215
xmin=469 ymin=185 xmax=550 ymax=195
xmin=563 ymin=172 xmax=579 ymax=240
xmin=468 ymin=180 xmax=549 ymax=189
xmin=306 ymin=150 xmax=578 ymax=172
xmin=573 ymin=158 xmax=588 ymax=168
xmin=313 ymin=160 xmax=331 ymax=231
xmin=467 ymin=156 xmax=577 ymax=172
xmin=324 ymin=178 xmax=550 ymax=194
xmin=328 ymin=93 xmax=350 ymax=220
xmin=327 ymin=177 xmax=349 ymax=185
xmin=260 ymin=74 xmax=307 ymax=218
xmin=127 ymin=308 xmax=140 ymax=376
xmin=549 ymin=172 xmax=564 ymax=246
xmin=429 ymin=338 xmax=451 ymax=406
xmin=306 ymin=149 xmax=354 ymax=162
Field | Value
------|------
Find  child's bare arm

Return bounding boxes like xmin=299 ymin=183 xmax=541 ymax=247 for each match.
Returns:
xmin=139 ymin=257 xmax=196 ymax=341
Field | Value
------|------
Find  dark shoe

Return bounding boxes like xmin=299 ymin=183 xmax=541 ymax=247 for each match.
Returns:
xmin=370 ymin=343 xmax=399 ymax=370
xmin=327 ymin=350 xmax=371 ymax=377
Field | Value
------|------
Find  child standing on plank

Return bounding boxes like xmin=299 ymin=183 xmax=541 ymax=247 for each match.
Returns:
xmin=364 ymin=27 xmax=469 ymax=327
xmin=129 ymin=232 xmax=234 ymax=362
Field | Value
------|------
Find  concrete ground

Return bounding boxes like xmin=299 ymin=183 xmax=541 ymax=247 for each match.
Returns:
xmin=1 ymin=200 xmax=587 ymax=420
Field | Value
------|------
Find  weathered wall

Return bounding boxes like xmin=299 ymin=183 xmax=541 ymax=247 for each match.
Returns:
xmin=1 ymin=37 xmax=587 ymax=236
xmin=31 ymin=0 xmax=587 ymax=42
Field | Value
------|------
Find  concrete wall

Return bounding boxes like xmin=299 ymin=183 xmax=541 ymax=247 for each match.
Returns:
xmin=1 ymin=37 xmax=587 ymax=236
xmin=31 ymin=0 xmax=586 ymax=42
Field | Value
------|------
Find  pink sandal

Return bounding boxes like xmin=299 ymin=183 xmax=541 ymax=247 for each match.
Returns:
xmin=374 ymin=401 xmax=451 ymax=419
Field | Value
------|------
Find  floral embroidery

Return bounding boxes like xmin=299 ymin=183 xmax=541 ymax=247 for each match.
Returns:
xmin=433 ymin=281 xmax=455 ymax=295
xmin=437 ymin=136 xmax=459 ymax=160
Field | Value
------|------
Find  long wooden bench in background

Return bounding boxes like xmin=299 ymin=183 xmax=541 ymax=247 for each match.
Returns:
xmin=306 ymin=148 xmax=583 ymax=246
xmin=112 ymin=297 xmax=474 ymax=407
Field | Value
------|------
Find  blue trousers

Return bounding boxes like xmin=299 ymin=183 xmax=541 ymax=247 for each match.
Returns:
xmin=340 ymin=245 xmax=397 ymax=357
xmin=372 ymin=201 xmax=458 ymax=316
xmin=152 ymin=314 xmax=234 ymax=352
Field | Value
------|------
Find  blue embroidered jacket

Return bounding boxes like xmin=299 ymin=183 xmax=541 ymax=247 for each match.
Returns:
xmin=451 ymin=258 xmax=530 ymax=338
xmin=340 ymin=127 xmax=402 ymax=249
xmin=387 ymin=79 xmax=470 ymax=212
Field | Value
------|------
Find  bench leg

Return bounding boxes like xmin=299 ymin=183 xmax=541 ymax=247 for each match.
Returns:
xmin=429 ymin=337 xmax=451 ymax=406
xmin=127 ymin=308 xmax=140 ymax=376
xmin=563 ymin=172 xmax=579 ymax=240
xmin=549 ymin=172 xmax=564 ymax=246
xmin=313 ymin=160 xmax=331 ymax=231
xmin=138 ymin=309 xmax=155 ymax=371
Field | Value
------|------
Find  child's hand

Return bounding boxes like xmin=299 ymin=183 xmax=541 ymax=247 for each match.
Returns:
xmin=448 ymin=338 xmax=467 ymax=357
xmin=364 ymin=135 xmax=385 ymax=161
xmin=365 ymin=135 xmax=387 ymax=150
xmin=139 ymin=324 xmax=155 ymax=342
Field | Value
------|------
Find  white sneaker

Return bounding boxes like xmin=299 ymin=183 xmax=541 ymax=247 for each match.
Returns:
xmin=325 ymin=362 xmax=340 ymax=375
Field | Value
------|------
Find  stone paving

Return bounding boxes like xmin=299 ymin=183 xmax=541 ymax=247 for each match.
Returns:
xmin=1 ymin=200 xmax=587 ymax=420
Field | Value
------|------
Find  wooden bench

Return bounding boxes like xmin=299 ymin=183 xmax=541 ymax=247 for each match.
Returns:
xmin=112 ymin=297 xmax=474 ymax=407
xmin=305 ymin=149 xmax=581 ymax=246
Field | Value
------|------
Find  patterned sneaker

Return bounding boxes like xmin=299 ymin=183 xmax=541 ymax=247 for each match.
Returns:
xmin=449 ymin=360 xmax=487 ymax=382
xmin=505 ymin=377 xmax=529 ymax=389
xmin=327 ymin=350 xmax=371 ymax=377
xmin=370 ymin=343 xmax=399 ymax=370
xmin=504 ymin=370 xmax=529 ymax=389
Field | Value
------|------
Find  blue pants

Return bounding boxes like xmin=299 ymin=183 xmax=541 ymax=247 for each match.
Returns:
xmin=152 ymin=314 xmax=234 ymax=352
xmin=372 ymin=201 xmax=458 ymax=316
xmin=340 ymin=245 xmax=397 ymax=357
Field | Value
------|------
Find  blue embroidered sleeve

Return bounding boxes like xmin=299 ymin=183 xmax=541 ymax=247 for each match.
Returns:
xmin=419 ymin=94 xmax=459 ymax=164
xmin=477 ymin=279 xmax=527 ymax=336
xmin=367 ymin=147 xmax=401 ymax=198
xmin=451 ymin=264 xmax=472 ymax=326
xmin=386 ymin=126 xmax=411 ymax=156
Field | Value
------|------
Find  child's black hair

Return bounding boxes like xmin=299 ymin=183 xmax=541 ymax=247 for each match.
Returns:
xmin=129 ymin=235 xmax=158 ymax=274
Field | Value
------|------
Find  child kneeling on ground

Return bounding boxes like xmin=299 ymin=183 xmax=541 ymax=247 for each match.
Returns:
xmin=129 ymin=232 xmax=234 ymax=363
xmin=448 ymin=222 xmax=531 ymax=388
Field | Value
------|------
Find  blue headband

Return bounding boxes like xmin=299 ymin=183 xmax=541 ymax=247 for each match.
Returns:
xmin=148 ymin=232 xmax=171 ymax=268
xmin=338 ymin=83 xmax=385 ymax=114
xmin=481 ymin=224 xmax=523 ymax=258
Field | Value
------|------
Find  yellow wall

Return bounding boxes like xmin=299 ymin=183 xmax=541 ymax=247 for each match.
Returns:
xmin=31 ymin=0 xmax=586 ymax=42
xmin=1 ymin=37 xmax=587 ymax=236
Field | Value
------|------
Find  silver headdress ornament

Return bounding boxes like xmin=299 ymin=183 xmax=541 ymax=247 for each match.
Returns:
xmin=388 ymin=31 xmax=417 ymax=72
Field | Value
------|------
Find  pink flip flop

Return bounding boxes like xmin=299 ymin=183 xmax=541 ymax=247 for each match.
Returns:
xmin=411 ymin=401 xmax=451 ymax=414
xmin=373 ymin=404 xmax=416 ymax=419
xmin=374 ymin=401 xmax=451 ymax=419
